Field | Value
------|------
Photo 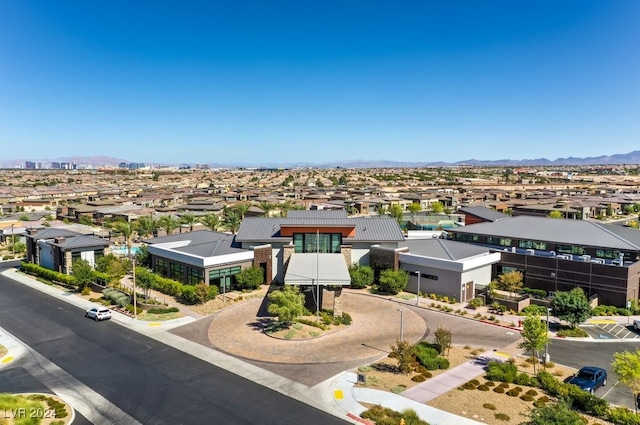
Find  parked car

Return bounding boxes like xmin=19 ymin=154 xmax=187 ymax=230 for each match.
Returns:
xmin=85 ymin=307 xmax=112 ymax=321
xmin=564 ymin=366 xmax=607 ymax=394
xmin=633 ymin=319 xmax=640 ymax=331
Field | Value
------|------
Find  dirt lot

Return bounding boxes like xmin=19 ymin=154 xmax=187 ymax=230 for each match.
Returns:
xmin=356 ymin=345 xmax=613 ymax=425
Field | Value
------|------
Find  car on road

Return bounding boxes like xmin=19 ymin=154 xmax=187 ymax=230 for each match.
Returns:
xmin=565 ymin=366 xmax=607 ymax=394
xmin=633 ymin=319 xmax=640 ymax=331
xmin=85 ymin=307 xmax=112 ymax=321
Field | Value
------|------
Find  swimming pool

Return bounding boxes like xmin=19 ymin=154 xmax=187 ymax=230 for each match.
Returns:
xmin=110 ymin=246 xmax=141 ymax=256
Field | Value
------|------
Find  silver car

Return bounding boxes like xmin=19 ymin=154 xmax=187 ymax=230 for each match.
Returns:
xmin=85 ymin=307 xmax=112 ymax=321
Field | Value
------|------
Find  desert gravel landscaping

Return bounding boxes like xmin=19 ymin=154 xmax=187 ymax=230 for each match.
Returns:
xmin=356 ymin=345 xmax=616 ymax=425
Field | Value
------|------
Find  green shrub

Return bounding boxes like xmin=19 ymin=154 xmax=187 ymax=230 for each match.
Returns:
xmin=390 ymin=385 xmax=406 ymax=394
xmin=470 ymin=379 xmax=480 ymax=386
xmin=506 ymin=388 xmax=521 ymax=397
xmin=607 ymin=406 xmax=640 ymax=425
xmin=486 ymin=361 xmax=518 ymax=383
xmin=477 ymin=384 xmax=489 ymax=391
xmin=467 ymin=297 xmax=483 ymax=309
xmin=520 ymin=394 xmax=534 ymax=401
xmin=556 ymin=327 xmax=589 ymax=338
xmin=125 ymin=304 xmax=143 ymax=315
xmin=499 ymin=382 xmax=510 ymax=389
xmin=514 ymin=372 xmax=534 ymax=386
xmin=485 ymin=380 xmax=496 ymax=387
xmin=483 ymin=403 xmax=497 ymax=410
xmin=462 ymin=382 xmax=476 ymax=390
xmin=295 ymin=318 xmax=327 ymax=330
xmin=493 ymin=386 xmax=505 ymax=394
xmin=494 ymin=413 xmax=510 ymax=421
xmin=521 ymin=305 xmax=549 ymax=315
xmin=522 ymin=287 xmax=547 ymax=298
xmin=411 ymin=374 xmax=427 ymax=382
xmin=147 ymin=307 xmax=179 ymax=314
xmin=526 ymin=389 xmax=538 ymax=396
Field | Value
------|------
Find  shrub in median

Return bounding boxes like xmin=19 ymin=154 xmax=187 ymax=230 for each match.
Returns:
xmin=486 ymin=360 xmax=518 ymax=383
xmin=147 ymin=307 xmax=179 ymax=314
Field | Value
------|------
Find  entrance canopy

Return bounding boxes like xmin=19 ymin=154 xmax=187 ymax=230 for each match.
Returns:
xmin=284 ymin=253 xmax=351 ymax=286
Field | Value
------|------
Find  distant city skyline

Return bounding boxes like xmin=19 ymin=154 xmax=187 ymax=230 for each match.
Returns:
xmin=1 ymin=1 xmax=638 ymax=165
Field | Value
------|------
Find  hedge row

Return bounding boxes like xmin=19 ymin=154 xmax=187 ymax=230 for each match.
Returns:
xmin=147 ymin=307 xmax=179 ymax=314
xmin=21 ymin=262 xmax=76 ymax=286
xmin=135 ymin=267 xmax=183 ymax=296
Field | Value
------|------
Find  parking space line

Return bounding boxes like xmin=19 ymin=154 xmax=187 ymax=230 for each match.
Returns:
xmin=601 ymin=380 xmax=618 ymax=400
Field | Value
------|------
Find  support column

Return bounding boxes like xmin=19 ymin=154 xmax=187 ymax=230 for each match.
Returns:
xmin=332 ymin=288 xmax=343 ymax=318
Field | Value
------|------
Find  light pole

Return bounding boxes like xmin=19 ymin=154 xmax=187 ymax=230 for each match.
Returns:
xmin=10 ymin=224 xmax=15 ymax=256
xmin=544 ymin=307 xmax=551 ymax=366
xmin=222 ymin=271 xmax=227 ymax=304
xmin=415 ymin=271 xmax=421 ymax=306
xmin=132 ymin=257 xmax=137 ymax=319
xmin=397 ymin=309 xmax=404 ymax=342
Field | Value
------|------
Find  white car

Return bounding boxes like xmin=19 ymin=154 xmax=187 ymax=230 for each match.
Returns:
xmin=85 ymin=307 xmax=112 ymax=321
xmin=634 ymin=319 xmax=640 ymax=331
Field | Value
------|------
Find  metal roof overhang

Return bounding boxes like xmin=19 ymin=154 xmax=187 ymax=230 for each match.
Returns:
xmin=284 ymin=253 xmax=351 ymax=286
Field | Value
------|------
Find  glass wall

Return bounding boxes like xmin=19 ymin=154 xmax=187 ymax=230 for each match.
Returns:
xmin=209 ymin=266 xmax=241 ymax=291
xmin=293 ymin=233 xmax=342 ymax=253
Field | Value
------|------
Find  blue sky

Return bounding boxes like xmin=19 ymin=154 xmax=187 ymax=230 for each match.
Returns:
xmin=1 ymin=1 xmax=638 ymax=166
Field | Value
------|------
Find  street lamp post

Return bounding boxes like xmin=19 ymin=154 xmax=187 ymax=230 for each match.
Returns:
xmin=10 ymin=224 xmax=15 ymax=256
xmin=544 ymin=307 xmax=551 ymax=366
xmin=415 ymin=271 xmax=421 ymax=306
xmin=132 ymin=257 xmax=137 ymax=319
xmin=397 ymin=309 xmax=404 ymax=342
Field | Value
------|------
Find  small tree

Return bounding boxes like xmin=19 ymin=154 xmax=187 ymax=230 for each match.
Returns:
xmin=235 ymin=266 xmax=264 ymax=290
xmin=390 ymin=340 xmax=415 ymax=375
xmin=547 ymin=210 xmax=563 ymax=219
xmin=408 ymin=202 xmax=421 ymax=222
xmin=72 ymin=259 xmax=95 ymax=289
xmin=388 ymin=204 xmax=404 ymax=225
xmin=497 ymin=270 xmax=524 ymax=300
xmin=267 ymin=286 xmax=306 ymax=325
xmin=433 ymin=327 xmax=452 ymax=357
xmin=612 ymin=349 xmax=640 ymax=396
xmin=551 ymin=287 xmax=591 ymax=328
xmin=348 ymin=264 xmax=374 ymax=289
xmin=518 ymin=312 xmax=549 ymax=373
xmin=377 ymin=269 xmax=408 ymax=295
xmin=430 ymin=201 xmax=444 ymax=214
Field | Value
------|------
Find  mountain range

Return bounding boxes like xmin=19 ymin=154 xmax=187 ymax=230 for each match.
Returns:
xmin=2 ymin=150 xmax=640 ymax=169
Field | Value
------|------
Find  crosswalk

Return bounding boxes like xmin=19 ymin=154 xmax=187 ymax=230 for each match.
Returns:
xmin=583 ymin=320 xmax=640 ymax=340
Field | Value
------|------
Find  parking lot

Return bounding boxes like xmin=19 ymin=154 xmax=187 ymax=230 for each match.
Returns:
xmin=581 ymin=319 xmax=640 ymax=340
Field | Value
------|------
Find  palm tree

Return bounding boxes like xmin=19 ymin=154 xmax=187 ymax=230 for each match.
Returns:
xmin=136 ymin=215 xmax=159 ymax=239
xmin=112 ymin=221 xmax=137 ymax=257
xmin=222 ymin=208 xmax=242 ymax=234
xmin=233 ymin=203 xmax=251 ymax=219
xmin=180 ymin=212 xmax=198 ymax=232
xmin=199 ymin=213 xmax=222 ymax=231
xmin=158 ymin=215 xmax=180 ymax=236
xmin=258 ymin=201 xmax=276 ymax=217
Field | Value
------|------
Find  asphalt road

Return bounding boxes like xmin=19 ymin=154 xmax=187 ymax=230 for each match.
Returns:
xmin=0 ymin=268 xmax=349 ymax=425
xmin=549 ymin=338 xmax=640 ymax=409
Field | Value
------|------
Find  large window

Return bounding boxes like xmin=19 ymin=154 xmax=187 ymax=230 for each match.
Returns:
xmin=556 ymin=245 xmax=586 ymax=256
xmin=155 ymin=258 xmax=168 ymax=277
xmin=209 ymin=266 xmax=241 ymax=291
xmin=293 ymin=233 xmax=342 ymax=253
xmin=170 ymin=263 xmax=183 ymax=282
xmin=519 ymin=240 xmax=547 ymax=250
xmin=186 ymin=267 xmax=204 ymax=285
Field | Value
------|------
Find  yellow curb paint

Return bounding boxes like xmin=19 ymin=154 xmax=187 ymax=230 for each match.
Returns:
xmin=1 ymin=356 xmax=14 ymax=363
xmin=334 ymin=390 xmax=343 ymax=400
xmin=148 ymin=323 xmax=161 ymax=327
xmin=589 ymin=320 xmax=616 ymax=324
xmin=494 ymin=352 xmax=510 ymax=358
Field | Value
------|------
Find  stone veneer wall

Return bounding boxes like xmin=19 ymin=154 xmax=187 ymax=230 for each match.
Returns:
xmin=252 ymin=245 xmax=273 ymax=284
xmin=283 ymin=244 xmax=295 ymax=275
xmin=341 ymin=245 xmax=352 ymax=266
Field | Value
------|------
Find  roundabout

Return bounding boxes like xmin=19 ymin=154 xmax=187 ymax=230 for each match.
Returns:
xmin=206 ymin=291 xmax=428 ymax=364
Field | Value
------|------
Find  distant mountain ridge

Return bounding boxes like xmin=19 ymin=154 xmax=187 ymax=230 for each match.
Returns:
xmin=2 ymin=150 xmax=640 ymax=169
